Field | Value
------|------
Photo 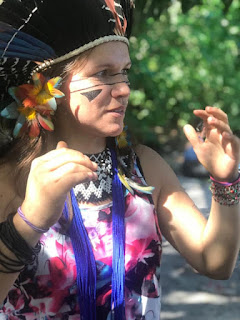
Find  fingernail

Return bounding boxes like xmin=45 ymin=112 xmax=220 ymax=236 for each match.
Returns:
xmin=92 ymin=172 xmax=98 ymax=180
xmin=224 ymin=132 xmax=231 ymax=138
xmin=208 ymin=117 xmax=215 ymax=122
xmin=88 ymin=172 xmax=98 ymax=180
xmin=92 ymin=162 xmax=98 ymax=169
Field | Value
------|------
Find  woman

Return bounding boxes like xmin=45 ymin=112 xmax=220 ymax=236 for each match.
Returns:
xmin=0 ymin=0 xmax=239 ymax=319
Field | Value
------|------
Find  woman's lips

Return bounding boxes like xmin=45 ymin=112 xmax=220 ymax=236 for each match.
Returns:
xmin=107 ymin=107 xmax=125 ymax=116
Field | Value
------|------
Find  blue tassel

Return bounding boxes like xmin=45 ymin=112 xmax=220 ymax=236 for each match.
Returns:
xmin=63 ymin=148 xmax=126 ymax=320
xmin=63 ymin=192 xmax=96 ymax=320
xmin=110 ymin=148 xmax=126 ymax=320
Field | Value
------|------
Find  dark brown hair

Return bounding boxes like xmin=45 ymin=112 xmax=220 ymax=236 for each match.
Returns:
xmin=0 ymin=51 xmax=91 ymax=197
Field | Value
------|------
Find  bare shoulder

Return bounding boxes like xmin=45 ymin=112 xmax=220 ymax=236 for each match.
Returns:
xmin=134 ymin=144 xmax=179 ymax=185
xmin=0 ymin=162 xmax=21 ymax=221
xmin=134 ymin=144 xmax=183 ymax=205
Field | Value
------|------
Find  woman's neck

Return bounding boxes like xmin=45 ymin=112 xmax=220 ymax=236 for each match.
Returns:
xmin=66 ymin=135 xmax=107 ymax=154
xmin=50 ymin=126 xmax=107 ymax=155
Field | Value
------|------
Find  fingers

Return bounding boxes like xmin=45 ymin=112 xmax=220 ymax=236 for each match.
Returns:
xmin=35 ymin=145 xmax=98 ymax=172
xmin=56 ymin=173 xmax=97 ymax=193
xmin=29 ymin=156 xmax=98 ymax=202
xmin=56 ymin=141 xmax=68 ymax=149
xmin=192 ymin=106 xmax=239 ymax=157
xmin=183 ymin=124 xmax=203 ymax=148
xmin=51 ymin=163 xmax=98 ymax=188
xmin=222 ymin=132 xmax=240 ymax=159
xmin=36 ymin=147 xmax=72 ymax=162
xmin=54 ymin=162 xmax=97 ymax=180
xmin=205 ymin=106 xmax=229 ymax=123
xmin=206 ymin=116 xmax=232 ymax=135
xmin=194 ymin=106 xmax=228 ymax=124
xmin=29 ymin=143 xmax=99 ymax=196
xmin=43 ymin=151 xmax=98 ymax=172
xmin=193 ymin=107 xmax=232 ymax=135
xmin=37 ymin=142 xmax=77 ymax=162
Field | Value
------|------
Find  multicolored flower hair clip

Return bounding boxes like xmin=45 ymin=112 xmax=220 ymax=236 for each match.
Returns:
xmin=0 ymin=73 xmax=65 ymax=138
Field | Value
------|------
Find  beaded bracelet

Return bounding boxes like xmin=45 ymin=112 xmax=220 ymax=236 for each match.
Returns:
xmin=0 ymin=214 xmax=41 ymax=273
xmin=18 ymin=207 xmax=49 ymax=233
xmin=210 ymin=173 xmax=240 ymax=206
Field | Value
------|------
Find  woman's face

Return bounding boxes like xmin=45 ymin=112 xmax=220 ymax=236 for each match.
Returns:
xmin=68 ymin=41 xmax=131 ymax=138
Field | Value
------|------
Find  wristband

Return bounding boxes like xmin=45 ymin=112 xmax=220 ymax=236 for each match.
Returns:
xmin=210 ymin=173 xmax=240 ymax=206
xmin=0 ymin=214 xmax=41 ymax=273
xmin=210 ymin=173 xmax=240 ymax=186
xmin=18 ymin=207 xmax=49 ymax=233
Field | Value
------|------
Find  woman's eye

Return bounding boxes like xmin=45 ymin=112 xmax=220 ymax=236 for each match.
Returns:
xmin=95 ymin=70 xmax=108 ymax=77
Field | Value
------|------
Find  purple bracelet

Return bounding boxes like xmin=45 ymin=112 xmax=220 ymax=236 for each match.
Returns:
xmin=210 ymin=173 xmax=240 ymax=186
xmin=17 ymin=207 xmax=49 ymax=233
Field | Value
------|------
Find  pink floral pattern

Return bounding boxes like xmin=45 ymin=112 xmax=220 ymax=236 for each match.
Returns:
xmin=0 ymin=163 xmax=162 ymax=320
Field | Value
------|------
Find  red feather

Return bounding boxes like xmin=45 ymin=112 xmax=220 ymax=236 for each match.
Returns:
xmin=29 ymin=119 xmax=40 ymax=138
xmin=37 ymin=114 xmax=54 ymax=131
xmin=104 ymin=0 xmax=127 ymax=35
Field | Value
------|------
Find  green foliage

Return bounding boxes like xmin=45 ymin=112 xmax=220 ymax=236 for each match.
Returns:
xmin=128 ymin=0 xmax=240 ymax=149
xmin=133 ymin=0 xmax=203 ymax=33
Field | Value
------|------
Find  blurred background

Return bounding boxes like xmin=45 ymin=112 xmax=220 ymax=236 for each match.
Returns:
xmin=128 ymin=0 xmax=240 ymax=166
xmin=127 ymin=1 xmax=240 ymax=319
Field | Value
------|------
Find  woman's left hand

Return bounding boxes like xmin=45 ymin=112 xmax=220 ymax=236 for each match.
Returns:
xmin=184 ymin=106 xmax=240 ymax=182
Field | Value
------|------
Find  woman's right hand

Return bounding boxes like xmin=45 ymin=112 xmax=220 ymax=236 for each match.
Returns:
xmin=20 ymin=141 xmax=98 ymax=230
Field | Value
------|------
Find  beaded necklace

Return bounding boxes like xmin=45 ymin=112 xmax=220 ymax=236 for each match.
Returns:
xmin=73 ymin=147 xmax=130 ymax=204
xmin=74 ymin=148 xmax=113 ymax=203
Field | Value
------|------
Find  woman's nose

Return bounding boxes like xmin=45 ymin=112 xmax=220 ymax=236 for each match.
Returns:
xmin=111 ymin=80 xmax=130 ymax=98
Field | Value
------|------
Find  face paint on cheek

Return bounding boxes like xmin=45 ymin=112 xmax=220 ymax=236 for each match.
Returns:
xmin=80 ymin=89 xmax=102 ymax=102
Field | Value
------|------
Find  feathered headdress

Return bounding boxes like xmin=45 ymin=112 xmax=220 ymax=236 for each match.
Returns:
xmin=0 ymin=0 xmax=134 ymax=148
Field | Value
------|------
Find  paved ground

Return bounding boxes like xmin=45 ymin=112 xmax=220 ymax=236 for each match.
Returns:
xmin=160 ymin=176 xmax=240 ymax=320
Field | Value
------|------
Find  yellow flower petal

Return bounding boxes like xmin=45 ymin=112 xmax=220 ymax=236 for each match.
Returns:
xmin=18 ymin=107 xmax=37 ymax=120
xmin=36 ymin=90 xmax=53 ymax=105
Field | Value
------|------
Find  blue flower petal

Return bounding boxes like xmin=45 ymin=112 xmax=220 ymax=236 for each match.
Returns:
xmin=54 ymin=92 xmax=65 ymax=99
xmin=8 ymin=87 xmax=21 ymax=104
xmin=0 ymin=102 xmax=19 ymax=119
xmin=13 ymin=114 xmax=26 ymax=137
xmin=45 ymin=97 xmax=57 ymax=111
xmin=53 ymin=77 xmax=62 ymax=88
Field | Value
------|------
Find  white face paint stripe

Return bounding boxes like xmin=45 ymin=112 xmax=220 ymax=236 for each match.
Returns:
xmin=70 ymin=72 xmax=129 ymax=83
xmin=69 ymin=80 xmax=130 ymax=93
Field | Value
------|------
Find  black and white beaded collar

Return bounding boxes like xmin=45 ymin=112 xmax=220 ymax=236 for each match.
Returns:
xmin=73 ymin=148 xmax=130 ymax=204
xmin=74 ymin=148 xmax=113 ymax=203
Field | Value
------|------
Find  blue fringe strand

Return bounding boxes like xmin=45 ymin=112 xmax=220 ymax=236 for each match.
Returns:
xmin=110 ymin=148 xmax=126 ymax=320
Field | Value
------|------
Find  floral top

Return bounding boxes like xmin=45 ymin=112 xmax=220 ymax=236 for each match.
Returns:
xmin=0 ymin=163 xmax=162 ymax=320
